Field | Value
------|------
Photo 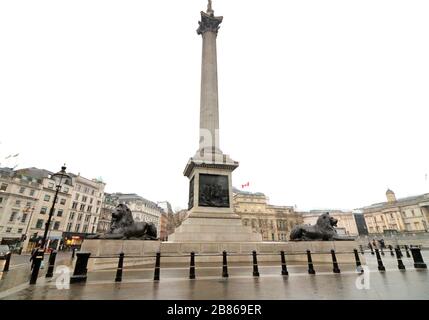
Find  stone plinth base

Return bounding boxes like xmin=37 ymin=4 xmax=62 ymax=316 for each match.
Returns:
xmin=81 ymin=239 xmax=160 ymax=271
xmin=81 ymin=239 xmax=364 ymax=270
xmin=167 ymin=215 xmax=262 ymax=242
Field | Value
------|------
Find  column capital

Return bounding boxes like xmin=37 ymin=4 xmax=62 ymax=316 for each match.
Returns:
xmin=197 ymin=11 xmax=223 ymax=35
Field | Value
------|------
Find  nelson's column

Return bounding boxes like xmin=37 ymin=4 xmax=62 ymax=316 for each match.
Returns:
xmin=169 ymin=2 xmax=262 ymax=242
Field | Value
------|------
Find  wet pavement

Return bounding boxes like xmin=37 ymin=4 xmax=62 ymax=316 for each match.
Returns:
xmin=0 ymin=252 xmax=73 ymax=295
xmin=1 ymin=250 xmax=429 ymax=300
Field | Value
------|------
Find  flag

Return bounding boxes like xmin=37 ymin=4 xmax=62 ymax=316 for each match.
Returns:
xmin=241 ymin=182 xmax=250 ymax=189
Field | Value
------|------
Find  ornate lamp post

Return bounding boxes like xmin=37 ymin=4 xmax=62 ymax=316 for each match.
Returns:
xmin=29 ymin=165 xmax=71 ymax=285
xmin=40 ymin=165 xmax=71 ymax=250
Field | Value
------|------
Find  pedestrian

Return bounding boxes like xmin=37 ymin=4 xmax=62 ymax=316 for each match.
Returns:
xmin=380 ymin=239 xmax=385 ymax=249
xmin=372 ymin=239 xmax=377 ymax=249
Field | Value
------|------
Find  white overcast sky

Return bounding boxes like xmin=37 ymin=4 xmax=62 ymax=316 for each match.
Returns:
xmin=1 ymin=0 xmax=428 ymax=211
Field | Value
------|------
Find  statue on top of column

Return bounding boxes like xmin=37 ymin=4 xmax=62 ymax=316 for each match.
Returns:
xmin=207 ymin=0 xmax=214 ymax=15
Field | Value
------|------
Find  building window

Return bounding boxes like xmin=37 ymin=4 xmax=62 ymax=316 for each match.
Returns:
xmin=75 ymin=224 xmax=80 ymax=232
xmin=40 ymin=207 xmax=47 ymax=214
xmin=53 ymin=222 xmax=60 ymax=230
xmin=82 ymin=196 xmax=87 ymax=203
xmin=26 ymin=202 xmax=31 ymax=207
xmin=21 ymin=213 xmax=28 ymax=223
xmin=0 ymin=183 xmax=8 ymax=191
xmin=69 ymin=212 xmax=75 ymax=220
xmin=9 ymin=211 xmax=18 ymax=222
xmin=44 ymin=194 xmax=50 ymax=202
xmin=17 ymin=228 xmax=23 ymax=233
xmin=48 ymin=182 xmax=54 ymax=189
xmin=83 ymin=225 xmax=88 ymax=233
xmin=97 ymin=200 xmax=101 ymax=206
xmin=6 ymin=227 xmax=12 ymax=233
xmin=96 ymin=207 xmax=99 ymax=214
xmin=93 ymin=216 xmax=97 ymax=224
xmin=87 ymin=205 xmax=92 ymax=213
xmin=85 ymin=215 xmax=90 ymax=222
xmin=57 ymin=210 xmax=63 ymax=217
xmin=75 ymin=193 xmax=80 ymax=200
xmin=15 ymin=200 xmax=21 ymax=206
xmin=72 ymin=202 xmax=78 ymax=209
xmin=19 ymin=187 xmax=25 ymax=194
xmin=67 ymin=223 xmax=72 ymax=232
xmin=91 ymin=190 xmax=95 ymax=196
xmin=30 ymin=189 xmax=35 ymax=196
xmin=60 ymin=199 xmax=66 ymax=205
xmin=0 ymin=197 xmax=2 ymax=204
xmin=36 ymin=219 xmax=44 ymax=229
xmin=63 ymin=187 xmax=69 ymax=193
xmin=80 ymin=204 xmax=85 ymax=211
xmin=92 ymin=226 xmax=96 ymax=233
xmin=78 ymin=213 xmax=83 ymax=221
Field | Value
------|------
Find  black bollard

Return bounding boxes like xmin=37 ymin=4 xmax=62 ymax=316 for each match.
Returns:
xmin=280 ymin=251 xmax=289 ymax=276
xmin=396 ymin=245 xmax=403 ymax=258
xmin=70 ymin=252 xmax=91 ymax=284
xmin=115 ymin=252 xmax=124 ymax=282
xmin=252 ymin=251 xmax=260 ymax=277
xmin=153 ymin=252 xmax=161 ymax=281
xmin=405 ymin=245 xmax=411 ymax=258
xmin=410 ymin=247 xmax=427 ymax=269
xmin=353 ymin=249 xmax=362 ymax=273
xmin=331 ymin=250 xmax=341 ymax=274
xmin=375 ymin=249 xmax=386 ymax=271
xmin=307 ymin=250 xmax=316 ymax=275
xmin=222 ymin=251 xmax=229 ymax=278
xmin=45 ymin=250 xmax=57 ymax=278
xmin=29 ymin=249 xmax=44 ymax=285
xmin=359 ymin=245 xmax=364 ymax=255
xmin=389 ymin=245 xmax=394 ymax=257
xmin=72 ymin=247 xmax=76 ymax=259
xmin=189 ymin=252 xmax=196 ymax=280
xmin=3 ymin=252 xmax=11 ymax=272
xmin=395 ymin=248 xmax=405 ymax=270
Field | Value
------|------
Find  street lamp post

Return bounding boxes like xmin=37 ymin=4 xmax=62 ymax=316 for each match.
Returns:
xmin=40 ymin=165 xmax=70 ymax=250
xmin=30 ymin=165 xmax=70 ymax=285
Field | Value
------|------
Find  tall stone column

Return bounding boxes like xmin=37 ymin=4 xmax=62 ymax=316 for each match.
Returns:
xmin=198 ymin=10 xmax=222 ymax=155
xmin=168 ymin=2 xmax=262 ymax=243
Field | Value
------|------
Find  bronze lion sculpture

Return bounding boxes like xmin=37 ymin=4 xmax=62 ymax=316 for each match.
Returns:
xmin=289 ymin=212 xmax=355 ymax=241
xmin=87 ymin=204 xmax=158 ymax=240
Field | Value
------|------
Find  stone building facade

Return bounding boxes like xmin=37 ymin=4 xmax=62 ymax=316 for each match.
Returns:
xmin=360 ymin=189 xmax=429 ymax=234
xmin=0 ymin=167 xmax=105 ymax=251
xmin=97 ymin=192 xmax=117 ymax=233
xmin=157 ymin=201 xmax=175 ymax=240
xmin=64 ymin=174 xmax=105 ymax=236
xmin=232 ymin=188 xmax=302 ymax=241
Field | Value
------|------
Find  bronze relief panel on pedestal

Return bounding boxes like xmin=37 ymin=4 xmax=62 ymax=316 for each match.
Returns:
xmin=198 ymin=173 xmax=229 ymax=208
